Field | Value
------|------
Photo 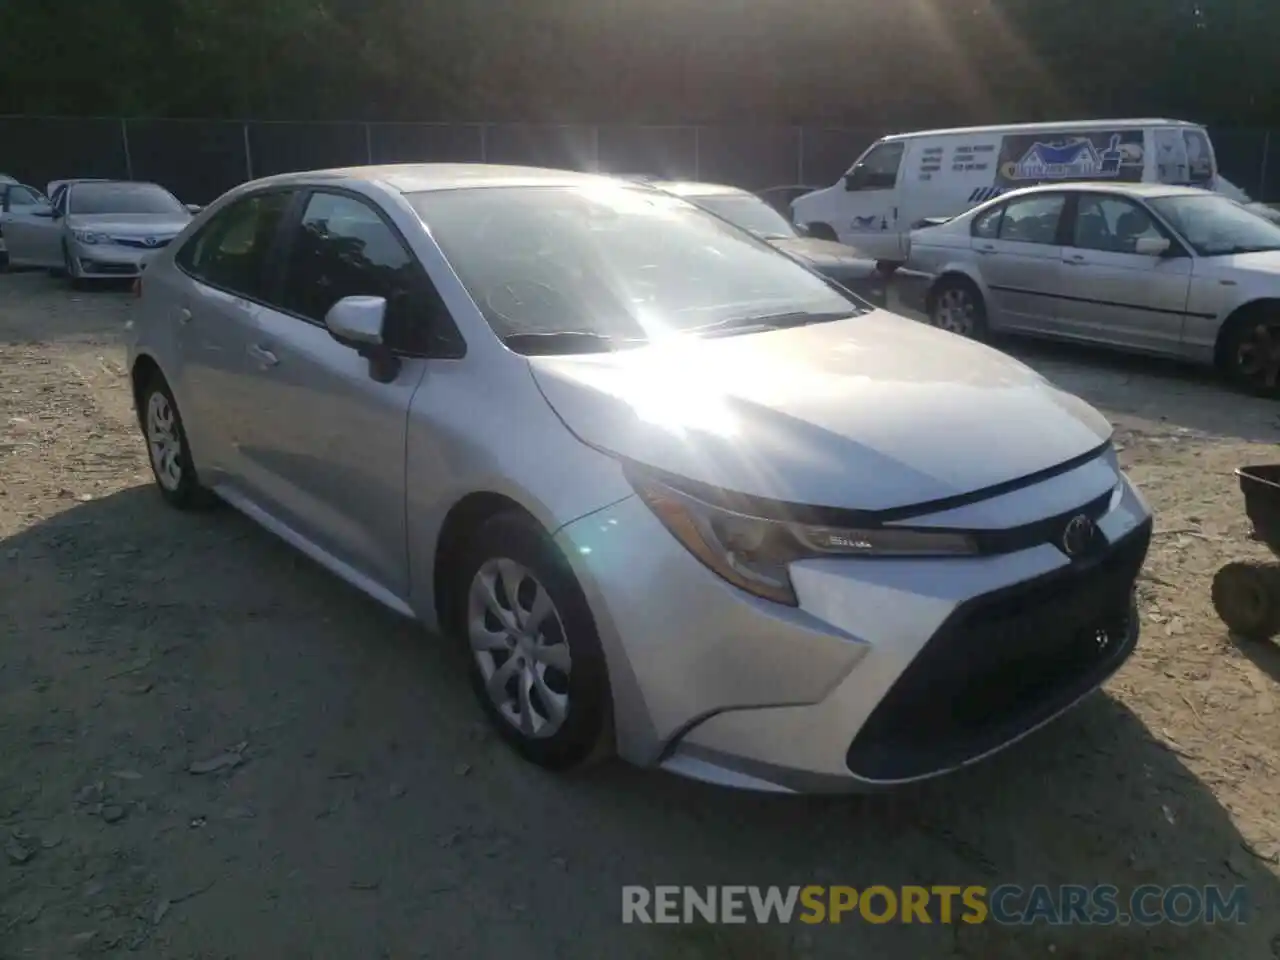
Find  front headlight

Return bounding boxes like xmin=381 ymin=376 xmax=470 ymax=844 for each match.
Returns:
xmin=627 ymin=466 xmax=978 ymax=606
xmin=72 ymin=230 xmax=106 ymax=245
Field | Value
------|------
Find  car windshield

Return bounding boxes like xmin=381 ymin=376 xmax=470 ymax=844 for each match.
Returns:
xmin=68 ymin=182 xmax=186 ymax=216
xmin=688 ymin=194 xmax=799 ymax=240
xmin=408 ymin=184 xmax=858 ymax=352
xmin=1148 ymin=194 xmax=1280 ymax=256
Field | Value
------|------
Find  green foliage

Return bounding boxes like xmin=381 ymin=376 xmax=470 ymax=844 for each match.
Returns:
xmin=0 ymin=0 xmax=1275 ymax=124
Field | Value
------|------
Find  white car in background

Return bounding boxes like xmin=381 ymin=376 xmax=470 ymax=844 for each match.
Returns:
xmin=908 ymin=182 xmax=1280 ymax=394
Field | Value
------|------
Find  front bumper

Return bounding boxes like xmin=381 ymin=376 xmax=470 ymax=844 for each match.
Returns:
xmin=555 ymin=450 xmax=1152 ymax=793
xmin=69 ymin=240 xmax=166 ymax=278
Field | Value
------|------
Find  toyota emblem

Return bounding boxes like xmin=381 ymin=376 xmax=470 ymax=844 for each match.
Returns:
xmin=1061 ymin=514 xmax=1095 ymax=558
xmin=143 ymin=237 xmax=159 ymax=248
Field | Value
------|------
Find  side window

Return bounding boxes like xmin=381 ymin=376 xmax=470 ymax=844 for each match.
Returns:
xmin=1072 ymin=195 xmax=1163 ymax=254
xmin=176 ymin=191 xmax=292 ymax=299
xmin=998 ymin=194 xmax=1066 ymax=245
xmin=846 ymin=143 xmax=905 ymax=191
xmin=53 ymin=187 xmax=68 ymax=216
xmin=971 ymin=204 xmax=1005 ymax=239
xmin=279 ymin=192 xmax=457 ymax=355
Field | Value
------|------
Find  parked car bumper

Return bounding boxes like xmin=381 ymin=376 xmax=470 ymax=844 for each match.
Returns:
xmin=68 ymin=241 xmax=166 ymax=278
xmin=555 ymin=453 xmax=1152 ymax=793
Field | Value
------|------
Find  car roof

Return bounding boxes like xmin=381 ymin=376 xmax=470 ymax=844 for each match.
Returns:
xmin=248 ymin=163 xmax=630 ymax=195
xmin=881 ymin=118 xmax=1201 ymax=142
xmin=645 ymin=180 xmax=753 ymax=199
xmin=994 ymin=181 xmax=1214 ymax=202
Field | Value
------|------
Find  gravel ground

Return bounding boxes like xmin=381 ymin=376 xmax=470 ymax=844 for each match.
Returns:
xmin=2 ymin=269 xmax=1280 ymax=959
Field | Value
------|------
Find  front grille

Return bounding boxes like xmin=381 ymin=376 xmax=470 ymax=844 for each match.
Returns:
xmin=846 ymin=517 xmax=1152 ymax=782
xmin=112 ymin=237 xmax=171 ymax=249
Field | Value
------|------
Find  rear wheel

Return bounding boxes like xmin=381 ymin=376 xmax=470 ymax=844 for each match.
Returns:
xmin=929 ymin=277 xmax=987 ymax=340
xmin=1211 ymin=561 xmax=1280 ymax=642
xmin=805 ymin=222 xmax=838 ymax=241
xmin=139 ymin=373 xmax=216 ymax=510
xmin=454 ymin=512 xmax=613 ymax=770
xmin=1218 ymin=308 xmax=1280 ymax=396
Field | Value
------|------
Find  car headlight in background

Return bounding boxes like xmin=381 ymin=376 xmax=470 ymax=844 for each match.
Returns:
xmin=626 ymin=465 xmax=977 ymax=606
xmin=72 ymin=230 xmax=108 ymax=245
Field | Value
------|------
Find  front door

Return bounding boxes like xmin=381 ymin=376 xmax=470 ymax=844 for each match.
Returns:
xmin=1058 ymin=192 xmax=1192 ymax=355
xmin=233 ymin=189 xmax=438 ymax=600
xmin=976 ymin=191 xmax=1069 ymax=334
xmin=833 ymin=141 xmax=907 ymax=262
xmin=4 ymin=187 xmax=62 ymax=267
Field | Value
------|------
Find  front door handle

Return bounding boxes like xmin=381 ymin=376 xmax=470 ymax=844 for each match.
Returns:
xmin=247 ymin=344 xmax=279 ymax=368
xmin=178 ymin=308 xmax=192 ymax=325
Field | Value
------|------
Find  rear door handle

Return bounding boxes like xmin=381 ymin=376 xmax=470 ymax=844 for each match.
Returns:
xmin=247 ymin=344 xmax=279 ymax=368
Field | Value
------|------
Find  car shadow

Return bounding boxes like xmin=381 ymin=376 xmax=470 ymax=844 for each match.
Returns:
xmin=1230 ymin=631 xmax=1280 ymax=686
xmin=2 ymin=488 xmax=1277 ymax=958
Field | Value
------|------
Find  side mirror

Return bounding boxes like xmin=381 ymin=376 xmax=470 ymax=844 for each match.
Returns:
xmin=843 ymin=171 xmax=861 ymax=192
xmin=1134 ymin=236 xmax=1172 ymax=257
xmin=31 ymin=204 xmax=54 ymax=218
xmin=185 ymin=203 xmax=202 ymax=214
xmin=324 ymin=295 xmax=400 ymax=383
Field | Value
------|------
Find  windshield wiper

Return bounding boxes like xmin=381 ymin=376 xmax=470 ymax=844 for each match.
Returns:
xmin=502 ymin=331 xmax=646 ymax=355
xmin=688 ymin=310 xmax=856 ymax=338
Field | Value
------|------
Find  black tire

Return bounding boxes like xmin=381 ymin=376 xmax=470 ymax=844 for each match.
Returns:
xmin=1217 ymin=309 xmax=1280 ymax=397
xmin=928 ymin=276 xmax=988 ymax=341
xmin=63 ymin=243 xmax=85 ymax=290
xmin=138 ymin=372 xmax=217 ymax=510
xmin=806 ymin=222 xmax=838 ymax=241
xmin=1211 ymin=561 xmax=1280 ymax=642
xmin=453 ymin=511 xmax=613 ymax=770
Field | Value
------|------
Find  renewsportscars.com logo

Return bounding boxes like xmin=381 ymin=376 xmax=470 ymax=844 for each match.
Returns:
xmin=621 ymin=885 xmax=1248 ymax=926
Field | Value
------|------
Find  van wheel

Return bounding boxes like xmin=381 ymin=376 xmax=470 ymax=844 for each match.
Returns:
xmin=1217 ymin=307 xmax=1280 ymax=397
xmin=806 ymin=222 xmax=838 ymax=241
xmin=929 ymin=277 xmax=987 ymax=340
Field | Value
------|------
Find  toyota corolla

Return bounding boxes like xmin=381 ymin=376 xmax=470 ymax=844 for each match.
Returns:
xmin=126 ymin=164 xmax=1152 ymax=792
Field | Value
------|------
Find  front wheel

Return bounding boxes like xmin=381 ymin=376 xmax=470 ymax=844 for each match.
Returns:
xmin=140 ymin=373 xmax=216 ymax=510
xmin=1218 ymin=310 xmax=1280 ymax=396
xmin=929 ymin=278 xmax=987 ymax=340
xmin=455 ymin=512 xmax=613 ymax=770
xmin=63 ymin=243 xmax=85 ymax=290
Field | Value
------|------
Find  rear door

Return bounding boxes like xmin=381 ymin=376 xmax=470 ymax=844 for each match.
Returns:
xmin=1058 ymin=191 xmax=1192 ymax=355
xmin=974 ymin=191 xmax=1069 ymax=334
xmin=168 ymin=189 xmax=296 ymax=486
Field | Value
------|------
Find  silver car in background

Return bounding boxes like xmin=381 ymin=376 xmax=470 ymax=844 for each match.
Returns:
xmin=4 ymin=179 xmax=193 ymax=283
xmin=909 ymin=183 xmax=1280 ymax=394
xmin=127 ymin=164 xmax=1152 ymax=793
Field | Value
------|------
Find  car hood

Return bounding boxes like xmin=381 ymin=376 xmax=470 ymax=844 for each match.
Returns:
xmin=527 ymin=311 xmax=1113 ymax=512
xmin=66 ymin=214 xmax=190 ymax=235
xmin=768 ymin=237 xmax=876 ymax=277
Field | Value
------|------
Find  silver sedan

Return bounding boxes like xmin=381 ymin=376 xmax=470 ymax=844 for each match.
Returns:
xmin=907 ymin=183 xmax=1280 ymax=394
xmin=127 ymin=164 xmax=1152 ymax=793
xmin=4 ymin=179 xmax=193 ymax=284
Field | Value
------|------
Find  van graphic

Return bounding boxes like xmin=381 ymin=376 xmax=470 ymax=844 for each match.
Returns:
xmin=1006 ymin=134 xmax=1125 ymax=182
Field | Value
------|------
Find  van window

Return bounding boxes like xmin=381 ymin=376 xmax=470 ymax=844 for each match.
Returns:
xmin=1183 ymin=129 xmax=1214 ymax=187
xmin=846 ymin=143 xmax=904 ymax=191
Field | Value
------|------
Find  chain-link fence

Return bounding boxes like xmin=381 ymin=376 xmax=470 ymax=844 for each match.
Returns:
xmin=1 ymin=116 xmax=1276 ymax=205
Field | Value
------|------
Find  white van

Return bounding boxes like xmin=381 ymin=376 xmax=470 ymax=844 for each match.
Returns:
xmin=791 ymin=119 xmax=1218 ymax=267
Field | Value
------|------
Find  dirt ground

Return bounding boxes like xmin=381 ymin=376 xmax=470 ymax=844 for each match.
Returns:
xmin=2 ymin=269 xmax=1279 ymax=959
